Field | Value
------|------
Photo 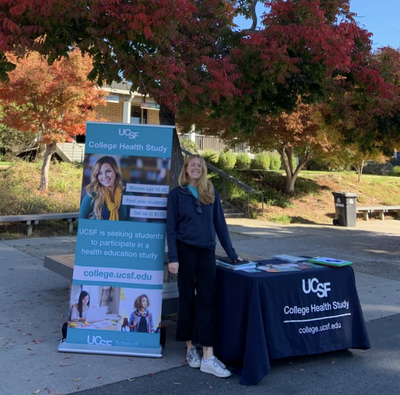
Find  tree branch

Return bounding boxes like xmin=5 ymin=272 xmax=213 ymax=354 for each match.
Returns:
xmin=250 ymin=0 xmax=258 ymax=31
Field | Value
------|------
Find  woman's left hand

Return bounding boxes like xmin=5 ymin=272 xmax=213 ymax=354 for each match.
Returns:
xmin=168 ymin=262 xmax=179 ymax=274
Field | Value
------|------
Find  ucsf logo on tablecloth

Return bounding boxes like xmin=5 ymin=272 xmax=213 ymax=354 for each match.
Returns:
xmin=59 ymin=122 xmax=174 ymax=357
xmin=302 ymin=277 xmax=331 ymax=298
xmin=283 ymin=276 xmax=350 ymax=330
xmin=264 ymin=269 xmax=363 ymax=358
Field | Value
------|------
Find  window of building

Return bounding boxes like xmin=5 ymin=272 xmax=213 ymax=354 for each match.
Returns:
xmin=131 ymin=106 xmax=147 ymax=124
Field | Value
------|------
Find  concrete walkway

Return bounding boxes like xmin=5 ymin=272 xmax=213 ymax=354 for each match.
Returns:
xmin=1 ymin=219 xmax=399 ymax=395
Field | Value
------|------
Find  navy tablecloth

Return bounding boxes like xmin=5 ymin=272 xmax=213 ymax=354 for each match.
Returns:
xmin=214 ymin=260 xmax=370 ymax=386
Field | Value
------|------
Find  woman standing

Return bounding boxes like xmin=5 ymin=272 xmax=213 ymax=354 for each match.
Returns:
xmin=79 ymin=155 xmax=128 ymax=220
xmin=167 ymin=154 xmax=241 ymax=378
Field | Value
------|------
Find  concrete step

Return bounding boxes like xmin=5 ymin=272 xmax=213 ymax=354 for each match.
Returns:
xmin=225 ymin=212 xmax=245 ymax=218
xmin=221 ymin=200 xmax=245 ymax=218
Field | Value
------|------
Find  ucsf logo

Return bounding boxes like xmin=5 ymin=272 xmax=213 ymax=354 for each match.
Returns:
xmin=302 ymin=278 xmax=331 ymax=298
xmin=118 ymin=128 xmax=139 ymax=139
xmin=87 ymin=335 xmax=112 ymax=346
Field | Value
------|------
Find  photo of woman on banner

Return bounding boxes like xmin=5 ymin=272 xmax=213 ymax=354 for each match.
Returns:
xmin=69 ymin=291 xmax=90 ymax=322
xmin=129 ymin=294 xmax=154 ymax=333
xmin=79 ymin=155 xmax=129 ymax=221
xmin=120 ymin=317 xmax=130 ymax=332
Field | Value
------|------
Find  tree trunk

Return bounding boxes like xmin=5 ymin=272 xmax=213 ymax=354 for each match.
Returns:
xmin=279 ymin=147 xmax=311 ymax=195
xmin=40 ymin=141 xmax=56 ymax=191
xmin=354 ymin=159 xmax=364 ymax=182
xmin=285 ymin=173 xmax=296 ymax=195
xmin=278 ymin=147 xmax=296 ymax=195
xmin=159 ymin=104 xmax=183 ymax=189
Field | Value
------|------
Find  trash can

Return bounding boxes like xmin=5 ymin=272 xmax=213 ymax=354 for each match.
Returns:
xmin=332 ymin=192 xmax=358 ymax=227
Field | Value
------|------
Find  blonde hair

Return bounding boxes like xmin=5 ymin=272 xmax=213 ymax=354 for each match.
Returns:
xmin=178 ymin=154 xmax=215 ymax=205
xmin=86 ymin=156 xmax=124 ymax=219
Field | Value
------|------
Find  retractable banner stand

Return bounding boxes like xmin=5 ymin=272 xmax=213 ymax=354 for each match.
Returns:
xmin=59 ymin=122 xmax=174 ymax=357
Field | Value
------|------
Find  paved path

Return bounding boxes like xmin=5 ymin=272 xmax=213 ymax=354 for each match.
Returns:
xmin=1 ymin=219 xmax=399 ymax=395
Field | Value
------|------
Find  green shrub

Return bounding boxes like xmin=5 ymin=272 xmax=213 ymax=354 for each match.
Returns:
xmin=218 ymin=151 xmax=236 ymax=170
xmin=251 ymin=152 xmax=270 ymax=170
xmin=263 ymin=187 xmax=293 ymax=208
xmin=390 ymin=166 xmax=400 ymax=176
xmin=268 ymin=214 xmax=292 ymax=224
xmin=201 ymin=149 xmax=219 ymax=164
xmin=269 ymin=153 xmax=281 ymax=171
xmin=235 ymin=152 xmax=251 ymax=170
xmin=180 ymin=138 xmax=198 ymax=154
xmin=305 ymin=158 xmax=330 ymax=171
xmin=363 ymin=161 xmax=393 ymax=175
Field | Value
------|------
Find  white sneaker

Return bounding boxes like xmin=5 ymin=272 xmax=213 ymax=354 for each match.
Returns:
xmin=200 ymin=356 xmax=231 ymax=378
xmin=186 ymin=347 xmax=201 ymax=368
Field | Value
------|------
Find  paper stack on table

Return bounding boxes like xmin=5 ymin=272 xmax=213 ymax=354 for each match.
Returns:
xmin=258 ymin=263 xmax=301 ymax=273
xmin=216 ymin=257 xmax=258 ymax=271
xmin=272 ymin=254 xmax=309 ymax=263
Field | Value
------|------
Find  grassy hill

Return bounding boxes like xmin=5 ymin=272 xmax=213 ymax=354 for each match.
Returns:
xmin=245 ymin=171 xmax=400 ymax=224
xmin=1 ymin=161 xmax=399 ymax=238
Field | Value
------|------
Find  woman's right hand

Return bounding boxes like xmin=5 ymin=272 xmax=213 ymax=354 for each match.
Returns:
xmin=168 ymin=262 xmax=179 ymax=274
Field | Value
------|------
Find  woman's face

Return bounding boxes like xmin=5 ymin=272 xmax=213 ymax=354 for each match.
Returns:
xmin=186 ymin=158 xmax=202 ymax=184
xmin=140 ymin=297 xmax=148 ymax=309
xmin=82 ymin=295 xmax=89 ymax=306
xmin=97 ymin=163 xmax=116 ymax=190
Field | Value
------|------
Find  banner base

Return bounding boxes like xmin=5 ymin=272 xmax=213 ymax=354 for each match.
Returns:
xmin=58 ymin=340 xmax=162 ymax=358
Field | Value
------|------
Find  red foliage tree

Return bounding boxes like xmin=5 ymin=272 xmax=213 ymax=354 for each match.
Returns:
xmin=0 ymin=49 xmax=106 ymax=190
xmin=216 ymin=100 xmax=329 ymax=193
xmin=0 ymin=0 xmax=240 ymax=182
xmin=202 ymin=0 xmax=394 ymax=134
xmin=319 ymin=46 xmax=400 ymax=160
xmin=0 ymin=1 xmax=397 ymax=190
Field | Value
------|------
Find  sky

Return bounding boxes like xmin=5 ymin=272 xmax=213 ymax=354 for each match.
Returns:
xmin=235 ymin=0 xmax=400 ymax=50
xmin=351 ymin=0 xmax=400 ymax=49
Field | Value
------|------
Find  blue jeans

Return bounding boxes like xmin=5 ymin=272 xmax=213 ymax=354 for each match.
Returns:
xmin=176 ymin=241 xmax=216 ymax=347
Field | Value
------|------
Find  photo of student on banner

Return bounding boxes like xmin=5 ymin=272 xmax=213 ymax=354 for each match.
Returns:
xmin=129 ymin=294 xmax=154 ymax=333
xmin=117 ymin=288 xmax=161 ymax=334
xmin=68 ymin=284 xmax=120 ymax=330
xmin=79 ymin=155 xmax=129 ymax=221
xmin=69 ymin=290 xmax=90 ymax=322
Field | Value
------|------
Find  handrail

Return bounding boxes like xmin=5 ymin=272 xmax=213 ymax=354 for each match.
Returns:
xmin=181 ymin=148 xmax=264 ymax=217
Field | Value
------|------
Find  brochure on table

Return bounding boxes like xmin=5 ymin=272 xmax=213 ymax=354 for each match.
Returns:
xmin=258 ymin=255 xmax=352 ymax=272
xmin=59 ymin=122 xmax=174 ymax=357
xmin=307 ymin=257 xmax=353 ymax=267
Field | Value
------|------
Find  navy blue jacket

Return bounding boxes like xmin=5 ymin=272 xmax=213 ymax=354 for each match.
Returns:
xmin=166 ymin=185 xmax=238 ymax=263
